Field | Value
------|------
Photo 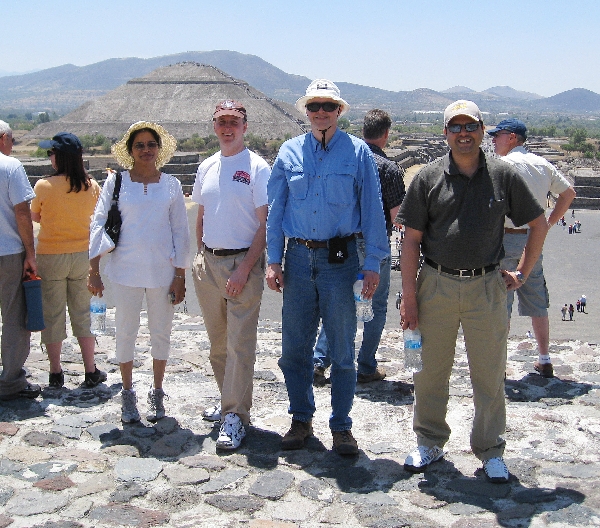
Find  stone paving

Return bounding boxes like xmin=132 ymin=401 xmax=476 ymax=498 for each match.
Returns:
xmin=1 ymin=307 xmax=600 ymax=527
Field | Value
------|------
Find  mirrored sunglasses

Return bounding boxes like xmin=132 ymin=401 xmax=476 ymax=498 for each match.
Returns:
xmin=447 ymin=122 xmax=481 ymax=133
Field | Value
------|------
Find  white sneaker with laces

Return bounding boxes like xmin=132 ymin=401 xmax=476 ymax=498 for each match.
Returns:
xmin=202 ymin=404 xmax=222 ymax=422
xmin=404 ymin=445 xmax=444 ymax=473
xmin=216 ymin=413 xmax=246 ymax=450
xmin=483 ymin=457 xmax=509 ymax=483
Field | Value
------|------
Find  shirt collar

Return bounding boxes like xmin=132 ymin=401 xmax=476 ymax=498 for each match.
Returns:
xmin=445 ymin=149 xmax=486 ymax=177
xmin=366 ymin=142 xmax=386 ymax=158
xmin=308 ymin=127 xmax=341 ymax=152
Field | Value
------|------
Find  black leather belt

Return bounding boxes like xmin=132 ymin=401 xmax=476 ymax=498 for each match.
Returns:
xmin=424 ymin=257 xmax=498 ymax=278
xmin=293 ymin=234 xmax=354 ymax=249
xmin=204 ymin=246 xmax=249 ymax=256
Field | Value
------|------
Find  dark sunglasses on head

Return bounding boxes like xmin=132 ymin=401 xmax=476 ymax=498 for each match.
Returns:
xmin=447 ymin=122 xmax=481 ymax=133
xmin=306 ymin=102 xmax=340 ymax=113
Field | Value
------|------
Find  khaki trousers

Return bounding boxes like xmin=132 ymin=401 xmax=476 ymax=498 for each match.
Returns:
xmin=193 ymin=251 xmax=264 ymax=425
xmin=0 ymin=252 xmax=31 ymax=396
xmin=413 ymin=263 xmax=508 ymax=461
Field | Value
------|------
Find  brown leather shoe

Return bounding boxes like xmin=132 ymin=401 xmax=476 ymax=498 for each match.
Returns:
xmin=534 ymin=361 xmax=554 ymax=378
xmin=332 ymin=429 xmax=359 ymax=455
xmin=357 ymin=366 xmax=386 ymax=383
xmin=281 ymin=420 xmax=313 ymax=450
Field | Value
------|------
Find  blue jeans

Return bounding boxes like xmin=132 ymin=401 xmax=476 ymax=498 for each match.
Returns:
xmin=314 ymin=239 xmax=391 ymax=375
xmin=279 ymin=238 xmax=359 ymax=431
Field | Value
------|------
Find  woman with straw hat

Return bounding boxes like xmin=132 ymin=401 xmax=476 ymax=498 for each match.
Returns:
xmin=89 ymin=122 xmax=190 ymax=423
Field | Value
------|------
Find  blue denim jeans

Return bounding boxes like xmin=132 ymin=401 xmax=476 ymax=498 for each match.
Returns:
xmin=314 ymin=238 xmax=391 ymax=375
xmin=279 ymin=238 xmax=359 ymax=431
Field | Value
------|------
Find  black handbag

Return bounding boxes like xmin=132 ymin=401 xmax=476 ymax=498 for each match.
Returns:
xmin=104 ymin=171 xmax=122 ymax=248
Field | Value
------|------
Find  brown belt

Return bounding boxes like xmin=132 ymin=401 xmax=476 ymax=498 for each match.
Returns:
xmin=504 ymin=228 xmax=528 ymax=234
xmin=292 ymin=234 xmax=355 ymax=249
xmin=204 ymin=246 xmax=249 ymax=256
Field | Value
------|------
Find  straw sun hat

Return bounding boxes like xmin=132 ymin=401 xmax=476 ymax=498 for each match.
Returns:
xmin=111 ymin=121 xmax=177 ymax=170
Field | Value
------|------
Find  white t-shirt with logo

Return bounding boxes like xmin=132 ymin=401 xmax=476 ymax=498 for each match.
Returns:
xmin=192 ymin=148 xmax=269 ymax=249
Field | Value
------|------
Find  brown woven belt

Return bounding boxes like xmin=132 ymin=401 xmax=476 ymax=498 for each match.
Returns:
xmin=204 ymin=246 xmax=249 ymax=256
xmin=424 ymin=257 xmax=498 ymax=278
xmin=293 ymin=234 xmax=355 ymax=249
xmin=504 ymin=228 xmax=528 ymax=234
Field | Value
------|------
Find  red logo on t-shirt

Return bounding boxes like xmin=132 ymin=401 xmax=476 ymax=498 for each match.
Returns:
xmin=233 ymin=171 xmax=251 ymax=185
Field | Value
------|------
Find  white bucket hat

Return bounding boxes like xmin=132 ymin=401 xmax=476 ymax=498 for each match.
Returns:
xmin=295 ymin=79 xmax=349 ymax=116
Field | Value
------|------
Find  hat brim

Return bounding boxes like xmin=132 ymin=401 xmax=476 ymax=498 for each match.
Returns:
xmin=111 ymin=121 xmax=177 ymax=170
xmin=295 ymin=95 xmax=349 ymax=117
xmin=38 ymin=139 xmax=56 ymax=149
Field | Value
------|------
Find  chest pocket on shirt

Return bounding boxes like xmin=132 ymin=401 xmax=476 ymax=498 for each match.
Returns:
xmin=284 ymin=164 xmax=308 ymax=200
xmin=325 ymin=169 xmax=355 ymax=206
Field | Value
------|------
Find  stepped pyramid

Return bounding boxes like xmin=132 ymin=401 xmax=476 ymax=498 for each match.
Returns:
xmin=27 ymin=62 xmax=309 ymax=140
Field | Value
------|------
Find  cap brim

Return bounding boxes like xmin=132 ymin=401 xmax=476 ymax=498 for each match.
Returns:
xmin=213 ymin=109 xmax=246 ymax=119
xmin=38 ymin=139 xmax=55 ymax=149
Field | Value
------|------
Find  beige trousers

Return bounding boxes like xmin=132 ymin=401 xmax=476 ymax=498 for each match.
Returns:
xmin=413 ymin=263 xmax=508 ymax=461
xmin=193 ymin=251 xmax=264 ymax=425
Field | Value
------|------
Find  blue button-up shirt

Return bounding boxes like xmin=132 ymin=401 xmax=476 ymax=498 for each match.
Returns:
xmin=267 ymin=129 xmax=388 ymax=272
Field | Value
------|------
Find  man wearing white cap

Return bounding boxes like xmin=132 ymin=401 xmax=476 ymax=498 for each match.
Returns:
xmin=396 ymin=100 xmax=548 ymax=482
xmin=266 ymin=80 xmax=388 ymax=455
xmin=487 ymin=118 xmax=575 ymax=379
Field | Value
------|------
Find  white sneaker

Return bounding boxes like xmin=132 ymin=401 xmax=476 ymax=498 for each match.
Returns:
xmin=121 ymin=389 xmax=141 ymax=423
xmin=202 ymin=404 xmax=222 ymax=422
xmin=483 ymin=457 xmax=509 ymax=483
xmin=404 ymin=445 xmax=444 ymax=473
xmin=216 ymin=413 xmax=246 ymax=450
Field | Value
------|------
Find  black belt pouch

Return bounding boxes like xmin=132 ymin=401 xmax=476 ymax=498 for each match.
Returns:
xmin=328 ymin=236 xmax=349 ymax=264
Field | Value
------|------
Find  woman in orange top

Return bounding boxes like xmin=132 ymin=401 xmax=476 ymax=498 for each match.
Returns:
xmin=31 ymin=133 xmax=107 ymax=389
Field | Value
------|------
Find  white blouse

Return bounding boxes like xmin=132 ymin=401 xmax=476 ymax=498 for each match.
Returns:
xmin=90 ymin=171 xmax=190 ymax=288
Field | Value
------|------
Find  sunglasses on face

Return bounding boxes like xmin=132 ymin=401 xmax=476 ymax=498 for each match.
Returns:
xmin=47 ymin=150 xmax=55 ymax=157
xmin=133 ymin=141 xmax=159 ymax=150
xmin=1 ymin=134 xmax=15 ymax=144
xmin=447 ymin=122 xmax=481 ymax=133
xmin=306 ymin=102 xmax=340 ymax=113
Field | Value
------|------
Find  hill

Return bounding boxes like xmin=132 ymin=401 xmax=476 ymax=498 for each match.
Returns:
xmin=1 ymin=51 xmax=600 ymax=116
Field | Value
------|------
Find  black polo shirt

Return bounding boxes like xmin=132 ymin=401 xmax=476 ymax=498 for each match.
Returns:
xmin=397 ymin=150 xmax=543 ymax=270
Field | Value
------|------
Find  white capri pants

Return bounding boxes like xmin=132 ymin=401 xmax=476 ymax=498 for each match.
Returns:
xmin=113 ymin=283 xmax=174 ymax=363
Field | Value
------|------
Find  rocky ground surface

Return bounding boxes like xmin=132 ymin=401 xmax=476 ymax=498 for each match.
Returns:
xmin=1 ymin=308 xmax=599 ymax=528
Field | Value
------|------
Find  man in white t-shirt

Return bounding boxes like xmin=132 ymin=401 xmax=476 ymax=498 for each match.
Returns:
xmin=191 ymin=101 xmax=270 ymax=450
xmin=0 ymin=120 xmax=41 ymax=400
xmin=488 ymin=118 xmax=576 ymax=378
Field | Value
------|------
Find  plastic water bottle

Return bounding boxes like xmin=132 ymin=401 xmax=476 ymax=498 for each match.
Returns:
xmin=354 ymin=273 xmax=374 ymax=322
xmin=403 ymin=328 xmax=423 ymax=373
xmin=90 ymin=296 xmax=106 ymax=336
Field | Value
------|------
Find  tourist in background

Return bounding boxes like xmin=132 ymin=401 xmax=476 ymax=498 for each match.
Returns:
xmin=89 ymin=122 xmax=190 ymax=423
xmin=0 ymin=120 xmax=41 ymax=401
xmin=488 ymin=118 xmax=575 ymax=379
xmin=31 ymin=132 xmax=106 ymax=389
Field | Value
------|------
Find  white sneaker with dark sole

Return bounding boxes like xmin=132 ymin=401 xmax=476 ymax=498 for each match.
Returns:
xmin=216 ymin=413 xmax=246 ymax=450
xmin=404 ymin=445 xmax=444 ymax=473
xmin=202 ymin=404 xmax=222 ymax=422
xmin=483 ymin=457 xmax=509 ymax=483
xmin=121 ymin=389 xmax=141 ymax=424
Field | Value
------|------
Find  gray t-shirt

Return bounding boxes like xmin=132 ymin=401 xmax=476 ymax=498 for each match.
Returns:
xmin=0 ymin=153 xmax=35 ymax=257
xmin=397 ymin=150 xmax=543 ymax=270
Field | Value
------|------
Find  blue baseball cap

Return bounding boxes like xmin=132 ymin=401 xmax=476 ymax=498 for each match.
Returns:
xmin=39 ymin=132 xmax=82 ymax=153
xmin=486 ymin=118 xmax=527 ymax=139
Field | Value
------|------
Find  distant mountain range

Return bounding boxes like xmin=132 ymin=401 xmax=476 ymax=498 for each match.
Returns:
xmin=1 ymin=50 xmax=599 ymax=116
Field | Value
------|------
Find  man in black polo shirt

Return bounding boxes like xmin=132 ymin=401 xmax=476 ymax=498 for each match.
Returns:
xmin=396 ymin=100 xmax=548 ymax=483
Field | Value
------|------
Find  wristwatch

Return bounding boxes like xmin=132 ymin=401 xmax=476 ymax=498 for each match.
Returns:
xmin=515 ymin=271 xmax=527 ymax=284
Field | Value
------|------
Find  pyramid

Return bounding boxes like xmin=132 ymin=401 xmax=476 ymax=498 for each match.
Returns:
xmin=27 ymin=62 xmax=309 ymax=141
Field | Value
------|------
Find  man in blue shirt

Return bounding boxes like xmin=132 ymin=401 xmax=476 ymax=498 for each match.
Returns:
xmin=266 ymin=80 xmax=388 ymax=455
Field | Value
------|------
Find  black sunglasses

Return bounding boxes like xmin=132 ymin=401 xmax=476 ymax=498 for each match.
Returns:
xmin=47 ymin=150 xmax=55 ymax=157
xmin=306 ymin=102 xmax=340 ymax=113
xmin=447 ymin=122 xmax=481 ymax=133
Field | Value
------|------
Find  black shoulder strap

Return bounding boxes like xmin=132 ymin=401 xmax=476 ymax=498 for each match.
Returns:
xmin=112 ymin=171 xmax=122 ymax=202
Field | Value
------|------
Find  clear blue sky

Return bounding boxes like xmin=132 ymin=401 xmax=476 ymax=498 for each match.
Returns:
xmin=2 ymin=0 xmax=598 ymax=97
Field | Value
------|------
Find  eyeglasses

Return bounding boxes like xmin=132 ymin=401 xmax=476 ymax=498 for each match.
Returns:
xmin=47 ymin=150 xmax=55 ymax=157
xmin=447 ymin=122 xmax=481 ymax=133
xmin=306 ymin=102 xmax=340 ymax=113
xmin=492 ymin=131 xmax=514 ymax=137
xmin=133 ymin=141 xmax=159 ymax=150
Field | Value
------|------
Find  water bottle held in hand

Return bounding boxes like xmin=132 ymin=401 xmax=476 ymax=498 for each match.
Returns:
xmin=403 ymin=327 xmax=422 ymax=373
xmin=354 ymin=273 xmax=374 ymax=322
xmin=90 ymin=295 xmax=106 ymax=336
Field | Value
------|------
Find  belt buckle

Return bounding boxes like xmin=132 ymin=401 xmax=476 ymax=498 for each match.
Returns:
xmin=458 ymin=269 xmax=474 ymax=278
